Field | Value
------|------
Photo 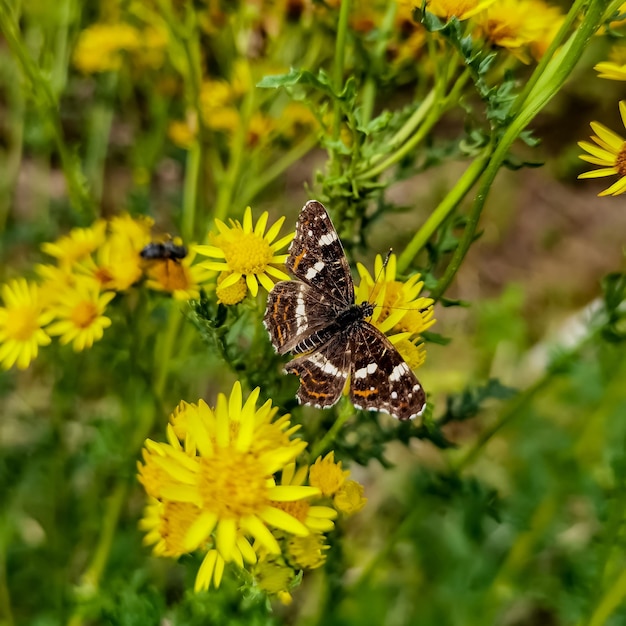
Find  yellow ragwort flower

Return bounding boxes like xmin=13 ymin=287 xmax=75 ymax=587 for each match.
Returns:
xmin=474 ymin=0 xmax=560 ymax=63
xmin=426 ymin=0 xmax=497 ymax=21
xmin=286 ymin=533 xmax=330 ymax=570
xmin=46 ymin=279 xmax=116 ymax=351
xmin=195 ymin=206 xmax=293 ymax=298
xmin=137 ymin=382 xmax=318 ymax=592
xmin=355 ymin=253 xmax=436 ymax=340
xmin=595 ymin=46 xmax=626 ymax=81
xmin=253 ymin=555 xmax=297 ymax=605
xmin=41 ymin=221 xmax=107 ymax=268
xmin=334 ymin=480 xmax=368 ymax=516
xmin=308 ymin=452 xmax=350 ymax=497
xmin=0 ymin=279 xmax=53 ymax=370
xmin=578 ymin=101 xmax=626 ymax=197
xmin=73 ymin=23 xmax=141 ymax=74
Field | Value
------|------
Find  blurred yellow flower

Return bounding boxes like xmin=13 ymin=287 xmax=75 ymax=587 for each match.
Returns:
xmin=0 ymin=279 xmax=53 ymax=370
xmin=286 ymin=533 xmax=329 ymax=570
xmin=137 ymin=382 xmax=316 ymax=591
xmin=41 ymin=221 xmax=107 ymax=268
xmin=73 ymin=23 xmax=141 ymax=73
xmin=595 ymin=61 xmax=626 ymax=81
xmin=334 ymin=480 xmax=368 ymax=515
xmin=426 ymin=0 xmax=496 ymax=21
xmin=253 ymin=555 xmax=296 ymax=605
xmin=195 ymin=206 xmax=293 ymax=297
xmin=474 ymin=0 xmax=562 ymax=63
xmin=578 ymin=101 xmax=626 ymax=197
xmin=46 ymin=280 xmax=115 ymax=351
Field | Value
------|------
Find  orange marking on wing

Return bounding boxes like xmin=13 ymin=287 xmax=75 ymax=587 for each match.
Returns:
xmin=292 ymin=249 xmax=307 ymax=271
xmin=353 ymin=388 xmax=379 ymax=398
xmin=273 ymin=295 xmax=284 ymax=344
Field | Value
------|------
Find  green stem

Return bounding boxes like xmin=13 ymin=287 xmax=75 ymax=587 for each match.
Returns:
xmin=431 ymin=0 xmax=606 ymax=301
xmin=213 ymin=86 xmax=254 ymax=221
xmin=357 ymin=69 xmax=469 ymax=182
xmin=584 ymin=569 xmax=626 ymax=626
xmin=397 ymin=147 xmax=492 ymax=273
xmin=0 ymin=515 xmax=14 ymax=626
xmin=360 ymin=2 xmax=397 ymax=125
xmin=67 ymin=482 xmax=128 ymax=626
xmin=332 ymin=0 xmax=351 ymax=143
xmin=181 ymin=141 xmax=201 ymax=241
xmin=310 ymin=400 xmax=354 ymax=459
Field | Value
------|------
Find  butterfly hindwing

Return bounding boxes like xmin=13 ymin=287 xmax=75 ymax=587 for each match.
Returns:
xmin=284 ymin=338 xmax=351 ymax=409
xmin=263 ymin=280 xmax=338 ymax=355
xmin=349 ymin=323 xmax=426 ymax=421
xmin=287 ymin=200 xmax=354 ymax=306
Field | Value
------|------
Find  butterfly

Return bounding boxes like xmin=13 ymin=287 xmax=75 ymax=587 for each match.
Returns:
xmin=263 ymin=200 xmax=426 ymax=421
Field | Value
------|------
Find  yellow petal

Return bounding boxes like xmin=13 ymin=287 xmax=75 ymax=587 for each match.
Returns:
xmin=216 ymin=518 xmax=237 ymax=561
xmin=194 ymin=550 xmax=218 ymax=592
xmin=267 ymin=485 xmax=321 ymax=501
xmin=194 ymin=244 xmax=226 ymax=258
xmin=254 ymin=211 xmax=269 ymax=236
xmin=241 ymin=515 xmax=280 ymax=553
xmin=246 ymin=273 xmax=259 ymax=297
xmin=185 ymin=511 xmax=218 ymax=551
xmin=259 ymin=506 xmax=309 ymax=536
xmin=578 ymin=168 xmax=619 ymax=179
xmin=264 ymin=216 xmax=286 ymax=244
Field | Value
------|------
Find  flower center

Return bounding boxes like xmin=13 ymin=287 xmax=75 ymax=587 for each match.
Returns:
xmin=616 ymin=143 xmax=626 ymax=176
xmin=71 ymin=301 xmax=98 ymax=329
xmin=4 ymin=307 xmax=39 ymax=341
xmin=273 ymin=500 xmax=310 ymax=524
xmin=216 ymin=272 xmax=247 ymax=305
xmin=197 ymin=450 xmax=268 ymax=519
xmin=220 ymin=232 xmax=273 ymax=275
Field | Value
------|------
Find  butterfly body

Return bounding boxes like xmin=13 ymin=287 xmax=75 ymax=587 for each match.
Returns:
xmin=264 ymin=200 xmax=426 ymax=421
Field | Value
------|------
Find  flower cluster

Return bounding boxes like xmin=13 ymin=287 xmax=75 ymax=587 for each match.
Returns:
xmin=138 ymin=383 xmax=366 ymax=602
xmin=0 ymin=214 xmax=212 ymax=370
xmin=356 ymin=253 xmax=436 ymax=371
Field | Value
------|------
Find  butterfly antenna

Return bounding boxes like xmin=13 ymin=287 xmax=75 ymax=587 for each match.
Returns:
xmin=368 ymin=248 xmax=393 ymax=313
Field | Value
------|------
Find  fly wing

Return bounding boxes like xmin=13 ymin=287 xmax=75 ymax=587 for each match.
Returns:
xmin=349 ymin=323 xmax=426 ymax=421
xmin=286 ymin=200 xmax=354 ymax=307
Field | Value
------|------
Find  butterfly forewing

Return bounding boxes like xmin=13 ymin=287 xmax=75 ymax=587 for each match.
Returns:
xmin=264 ymin=281 xmax=338 ymax=355
xmin=287 ymin=200 xmax=354 ymax=306
xmin=284 ymin=339 xmax=351 ymax=409
xmin=349 ymin=324 xmax=426 ymax=421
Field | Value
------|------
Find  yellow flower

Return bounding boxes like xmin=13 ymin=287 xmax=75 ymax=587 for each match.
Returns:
xmin=144 ymin=248 xmax=214 ymax=300
xmin=597 ymin=46 xmax=626 ymax=79
xmin=334 ymin=480 xmax=368 ymax=516
xmin=73 ymin=23 xmax=141 ymax=74
xmin=474 ymin=0 xmax=560 ymax=63
xmin=168 ymin=119 xmax=197 ymax=149
xmin=46 ymin=279 xmax=116 ymax=351
xmin=355 ymin=253 xmax=436 ymax=339
xmin=578 ymin=101 xmax=626 ymax=197
xmin=195 ymin=207 xmax=293 ymax=297
xmin=425 ymin=0 xmax=497 ymax=21
xmin=140 ymin=498 xmax=202 ymax=557
xmin=253 ymin=555 xmax=297 ymax=605
xmin=0 ymin=279 xmax=53 ymax=370
xmin=41 ymin=221 xmax=107 ymax=268
xmin=308 ymin=452 xmax=349 ymax=497
xmin=286 ymin=533 xmax=330 ymax=570
xmin=216 ymin=271 xmax=248 ymax=305
xmin=137 ymin=382 xmax=318 ymax=591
